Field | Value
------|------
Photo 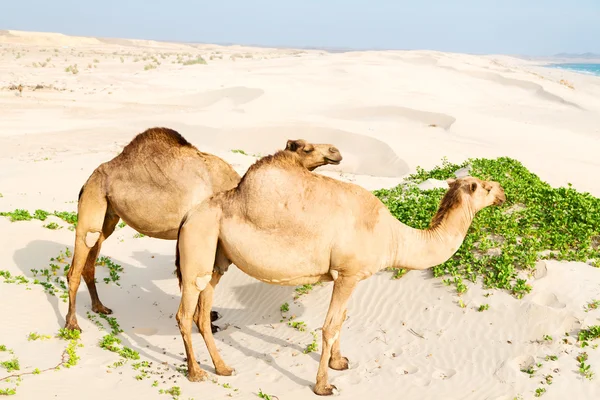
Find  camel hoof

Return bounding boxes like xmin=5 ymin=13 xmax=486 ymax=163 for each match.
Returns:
xmin=64 ymin=321 xmax=82 ymax=333
xmin=211 ymin=323 xmax=221 ymax=334
xmin=329 ymin=357 xmax=349 ymax=371
xmin=314 ymin=384 xmax=338 ymax=396
xmin=216 ymin=365 xmax=235 ymax=376
xmin=93 ymin=304 xmax=113 ymax=315
xmin=187 ymin=368 xmax=208 ymax=382
xmin=210 ymin=311 xmax=222 ymax=322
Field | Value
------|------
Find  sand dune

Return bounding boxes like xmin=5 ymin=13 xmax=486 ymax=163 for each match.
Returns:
xmin=326 ymin=105 xmax=457 ymax=129
xmin=1 ymin=31 xmax=600 ymax=400
xmin=451 ymin=69 xmax=582 ymax=108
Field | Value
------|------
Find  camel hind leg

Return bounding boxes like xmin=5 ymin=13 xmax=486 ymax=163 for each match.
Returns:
xmin=176 ymin=203 xmax=223 ymax=382
xmin=65 ymin=173 xmax=112 ymax=331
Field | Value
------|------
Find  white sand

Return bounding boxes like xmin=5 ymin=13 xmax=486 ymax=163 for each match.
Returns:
xmin=1 ymin=30 xmax=600 ymax=399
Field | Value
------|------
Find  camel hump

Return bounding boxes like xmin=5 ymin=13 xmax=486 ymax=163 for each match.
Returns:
xmin=121 ymin=127 xmax=194 ymax=155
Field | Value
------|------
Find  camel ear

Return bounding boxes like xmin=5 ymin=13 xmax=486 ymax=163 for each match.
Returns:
xmin=446 ymin=178 xmax=456 ymax=185
xmin=470 ymin=182 xmax=478 ymax=192
xmin=286 ymin=140 xmax=300 ymax=152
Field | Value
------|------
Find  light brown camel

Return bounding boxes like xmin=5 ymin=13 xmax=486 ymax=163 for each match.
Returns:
xmin=174 ymin=150 xmax=506 ymax=395
xmin=64 ymin=127 xmax=343 ymax=333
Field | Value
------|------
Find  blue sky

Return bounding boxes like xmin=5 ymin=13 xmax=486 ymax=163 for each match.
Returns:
xmin=2 ymin=0 xmax=599 ymax=55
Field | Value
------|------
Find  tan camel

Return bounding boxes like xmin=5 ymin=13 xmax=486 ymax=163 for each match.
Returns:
xmin=64 ymin=127 xmax=343 ymax=333
xmin=174 ymin=150 xmax=506 ymax=395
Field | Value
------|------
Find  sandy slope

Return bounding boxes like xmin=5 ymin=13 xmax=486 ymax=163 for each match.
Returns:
xmin=1 ymin=30 xmax=600 ymax=400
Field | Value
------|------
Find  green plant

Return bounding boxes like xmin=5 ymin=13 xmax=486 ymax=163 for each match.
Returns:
xmin=0 ymin=388 xmax=16 ymax=395
xmin=534 ymin=387 xmax=546 ymax=397
xmin=231 ymin=149 xmax=247 ymax=155
xmin=373 ymin=157 xmax=600 ymax=298
xmin=477 ymin=304 xmax=489 ymax=312
xmin=385 ymin=267 xmax=407 ymax=279
xmin=280 ymin=302 xmax=289 ymax=313
xmin=577 ymin=352 xmax=593 ymax=379
xmin=287 ymin=321 xmax=306 ymax=332
xmin=545 ymin=355 xmax=558 ymax=361
xmin=304 ymin=331 xmax=318 ymax=354
xmin=584 ymin=299 xmax=600 ymax=312
xmin=96 ymin=256 xmax=124 ymax=285
xmin=578 ymin=326 xmax=600 ymax=348
xmin=57 ymin=328 xmax=80 ymax=341
xmin=99 ymin=335 xmax=139 ymax=360
xmin=257 ymin=389 xmax=274 ymax=399
xmin=27 ymin=332 xmax=51 ymax=341
xmin=0 ymin=209 xmax=32 ymax=222
xmin=43 ymin=222 xmax=61 ymax=230
xmin=159 ymin=386 xmax=181 ymax=399
xmin=0 ymin=359 xmax=19 ymax=373
xmin=543 ymin=334 xmax=553 ymax=341
xmin=294 ymin=284 xmax=313 ymax=298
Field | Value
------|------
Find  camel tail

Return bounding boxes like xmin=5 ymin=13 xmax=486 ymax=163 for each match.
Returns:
xmin=175 ymin=215 xmax=187 ymax=291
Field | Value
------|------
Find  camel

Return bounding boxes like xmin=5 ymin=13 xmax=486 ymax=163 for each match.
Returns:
xmin=174 ymin=149 xmax=506 ymax=395
xmin=64 ymin=127 xmax=343 ymax=334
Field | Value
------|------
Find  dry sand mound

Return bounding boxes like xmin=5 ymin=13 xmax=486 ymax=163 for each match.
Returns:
xmin=183 ymin=125 xmax=410 ymax=177
xmin=162 ymin=86 xmax=265 ymax=108
xmin=0 ymin=30 xmax=102 ymax=46
xmin=326 ymin=106 xmax=456 ymax=129
xmin=446 ymin=68 xmax=581 ymax=108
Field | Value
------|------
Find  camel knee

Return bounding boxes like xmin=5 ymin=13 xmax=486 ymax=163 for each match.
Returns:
xmin=322 ymin=328 xmax=340 ymax=348
xmin=84 ymin=231 xmax=101 ymax=248
xmin=195 ymin=274 xmax=212 ymax=291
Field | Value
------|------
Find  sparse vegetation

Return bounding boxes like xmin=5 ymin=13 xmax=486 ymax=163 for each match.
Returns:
xmin=559 ymin=79 xmax=574 ymax=89
xmin=577 ymin=352 xmax=593 ymax=379
xmin=287 ymin=321 xmax=306 ymax=332
xmin=181 ymin=55 xmax=206 ymax=66
xmin=584 ymin=299 xmax=600 ymax=312
xmin=0 ymin=359 xmax=19 ymax=373
xmin=231 ymin=149 xmax=247 ymax=155
xmin=477 ymin=304 xmax=489 ymax=312
xmin=294 ymin=284 xmax=314 ymax=298
xmin=257 ymin=389 xmax=275 ymax=400
xmin=64 ymin=64 xmax=79 ymax=74
xmin=304 ymin=331 xmax=319 ymax=354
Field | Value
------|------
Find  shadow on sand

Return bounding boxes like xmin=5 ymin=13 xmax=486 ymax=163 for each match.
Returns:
xmin=13 ymin=239 xmax=315 ymax=387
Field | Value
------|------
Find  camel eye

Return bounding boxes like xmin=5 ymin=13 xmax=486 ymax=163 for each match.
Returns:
xmin=303 ymin=148 xmax=313 ymax=153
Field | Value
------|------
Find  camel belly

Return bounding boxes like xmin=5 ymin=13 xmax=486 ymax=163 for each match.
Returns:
xmin=219 ymin=219 xmax=332 ymax=285
xmin=107 ymin=179 xmax=213 ymax=240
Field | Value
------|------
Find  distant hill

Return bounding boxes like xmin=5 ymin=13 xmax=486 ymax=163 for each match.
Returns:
xmin=554 ymin=52 xmax=600 ymax=59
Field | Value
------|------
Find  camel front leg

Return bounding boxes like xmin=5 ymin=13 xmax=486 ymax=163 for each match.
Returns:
xmin=82 ymin=212 xmax=119 ymax=315
xmin=329 ymin=308 xmax=349 ymax=370
xmin=314 ymin=276 xmax=359 ymax=396
xmin=198 ymin=271 xmax=233 ymax=376
xmin=176 ymin=282 xmax=208 ymax=382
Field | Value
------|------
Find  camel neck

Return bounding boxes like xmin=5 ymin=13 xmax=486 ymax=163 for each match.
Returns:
xmin=386 ymin=203 xmax=475 ymax=271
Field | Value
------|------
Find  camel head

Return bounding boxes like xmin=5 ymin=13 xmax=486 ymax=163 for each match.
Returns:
xmin=446 ymin=176 xmax=506 ymax=213
xmin=285 ymin=139 xmax=343 ymax=171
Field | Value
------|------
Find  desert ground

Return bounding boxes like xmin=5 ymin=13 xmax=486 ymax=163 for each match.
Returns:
xmin=1 ymin=29 xmax=600 ymax=400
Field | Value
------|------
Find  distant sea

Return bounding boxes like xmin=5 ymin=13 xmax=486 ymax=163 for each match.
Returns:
xmin=546 ymin=63 xmax=600 ymax=76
